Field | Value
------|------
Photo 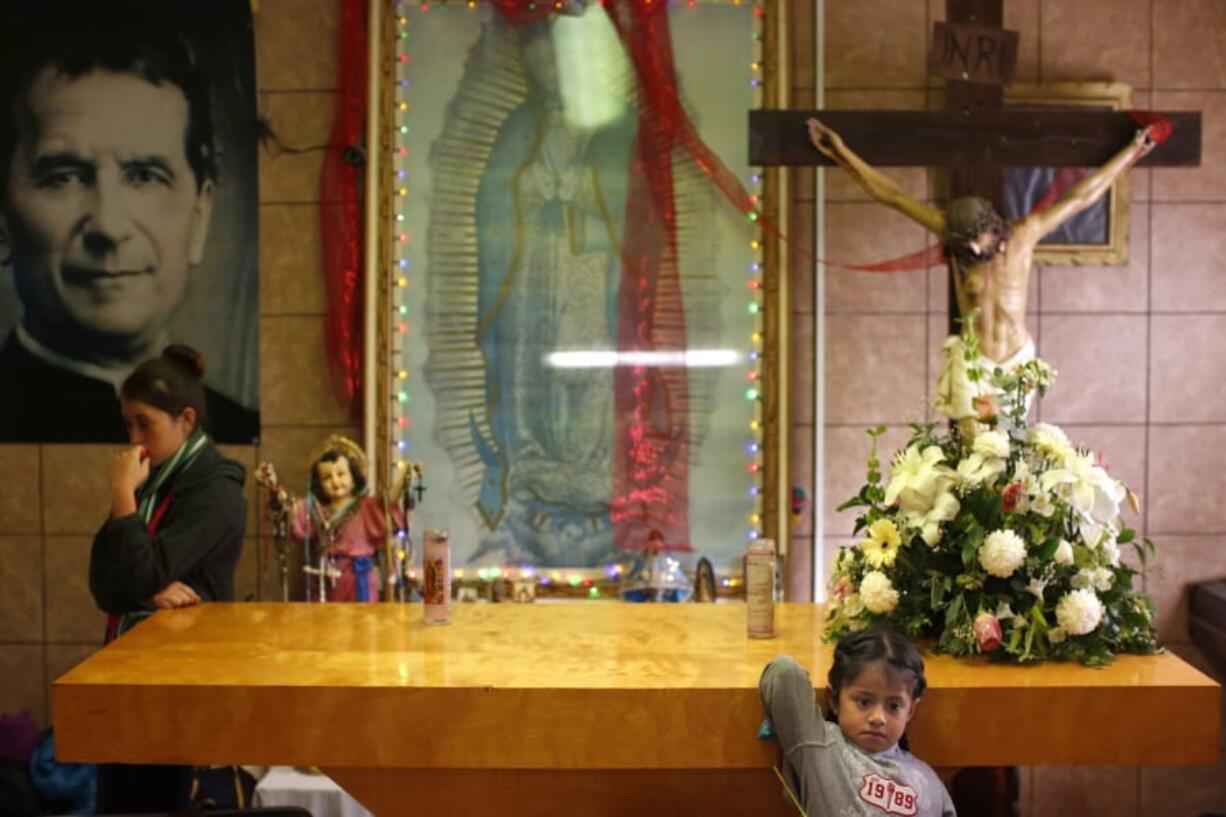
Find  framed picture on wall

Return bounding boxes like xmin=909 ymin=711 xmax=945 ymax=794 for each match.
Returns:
xmin=1003 ymin=81 xmax=1134 ymax=267
xmin=0 ymin=0 xmax=260 ymax=443
xmin=376 ymin=0 xmax=780 ymax=580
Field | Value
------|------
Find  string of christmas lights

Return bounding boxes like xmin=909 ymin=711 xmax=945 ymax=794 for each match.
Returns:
xmin=389 ymin=0 xmax=766 ymax=581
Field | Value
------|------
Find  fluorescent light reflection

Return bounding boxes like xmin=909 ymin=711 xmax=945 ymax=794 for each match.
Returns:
xmin=546 ymin=349 xmax=742 ymax=369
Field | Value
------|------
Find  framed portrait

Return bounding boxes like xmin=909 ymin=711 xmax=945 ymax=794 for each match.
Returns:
xmin=375 ymin=0 xmax=780 ymax=578
xmin=0 ymin=0 xmax=260 ymax=443
xmin=1003 ymin=81 xmax=1133 ymax=266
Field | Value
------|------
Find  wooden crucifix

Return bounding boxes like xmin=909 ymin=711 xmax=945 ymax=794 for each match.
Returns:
xmin=749 ymin=0 xmax=1201 ymax=365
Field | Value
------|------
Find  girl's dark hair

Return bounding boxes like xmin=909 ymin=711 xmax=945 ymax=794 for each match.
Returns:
xmin=827 ymin=628 xmax=927 ymax=750
xmin=120 ymin=344 xmax=208 ymax=426
xmin=309 ymin=450 xmax=368 ymax=503
xmin=828 ymin=628 xmax=927 ymax=701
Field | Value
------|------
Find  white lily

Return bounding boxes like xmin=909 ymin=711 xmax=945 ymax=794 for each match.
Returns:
xmin=886 ymin=445 xmax=957 ymax=514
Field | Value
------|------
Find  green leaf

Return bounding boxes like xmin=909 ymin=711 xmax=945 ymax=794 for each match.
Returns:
xmin=1116 ymin=527 xmax=1136 ymax=545
xmin=1036 ymin=537 xmax=1061 ymax=561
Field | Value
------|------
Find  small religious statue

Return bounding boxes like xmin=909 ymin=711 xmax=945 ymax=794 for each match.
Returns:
xmin=256 ymin=436 xmax=417 ymax=603
xmin=805 ymin=117 xmax=1158 ymax=375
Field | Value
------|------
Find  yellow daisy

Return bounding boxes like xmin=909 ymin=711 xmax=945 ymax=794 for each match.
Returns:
xmin=859 ymin=518 xmax=903 ymax=568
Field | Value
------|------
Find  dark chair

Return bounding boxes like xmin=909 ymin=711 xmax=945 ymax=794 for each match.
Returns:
xmin=1189 ymin=579 xmax=1226 ymax=675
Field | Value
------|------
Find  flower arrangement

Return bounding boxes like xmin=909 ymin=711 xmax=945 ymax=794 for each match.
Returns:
xmin=826 ymin=318 xmax=1159 ymax=666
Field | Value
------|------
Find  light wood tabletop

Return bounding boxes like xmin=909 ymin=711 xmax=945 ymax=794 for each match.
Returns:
xmin=52 ymin=602 xmax=1221 ymax=815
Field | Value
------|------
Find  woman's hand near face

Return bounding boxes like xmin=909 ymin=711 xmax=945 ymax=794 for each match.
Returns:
xmin=149 ymin=581 xmax=201 ymax=609
xmin=109 ymin=445 xmax=150 ymax=517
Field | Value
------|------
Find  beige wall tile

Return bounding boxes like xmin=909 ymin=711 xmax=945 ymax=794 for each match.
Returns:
xmin=1148 ymin=425 xmax=1226 ymax=535
xmin=1151 ymin=91 xmax=1226 ymax=202
xmin=1152 ymin=0 xmax=1226 ymax=90
xmin=823 ymin=315 xmax=927 ymax=425
xmin=260 ymin=317 xmax=351 ymax=425
xmin=788 ymin=423 xmax=814 ymax=541
xmin=789 ymin=313 xmax=815 ymax=426
xmin=1150 ymin=315 xmax=1226 ymax=423
xmin=825 ymin=0 xmax=928 ymax=89
xmin=258 ymin=91 xmax=336 ymax=203
xmin=1027 ymin=766 xmax=1139 ymax=817
xmin=824 ymin=204 xmax=930 ymax=313
xmin=234 ymin=536 xmax=261 ymax=602
xmin=45 ymin=643 xmax=98 ymax=688
xmin=789 ymin=199 xmax=816 ymax=317
xmin=215 ymin=447 xmax=259 ymax=542
xmin=44 ymin=536 xmax=105 ymax=644
xmin=1036 ymin=315 xmax=1147 ymax=424
xmin=821 ymin=91 xmax=930 ymax=203
xmin=822 ymin=425 xmax=911 ymax=537
xmin=260 ymin=204 xmax=329 ymax=315
xmin=0 ymin=446 xmax=40 ymax=533
xmin=1040 ymin=0 xmax=1150 ymax=88
xmin=1151 ymin=203 xmax=1226 ymax=311
xmin=0 ymin=645 xmax=46 ymax=727
xmin=1039 ymin=203 xmax=1149 ymax=314
xmin=0 ymin=536 xmax=43 ymax=642
xmin=41 ymin=446 xmax=113 ymax=535
xmin=254 ymin=0 xmax=339 ymax=92
xmin=1145 ymin=535 xmax=1226 ymax=645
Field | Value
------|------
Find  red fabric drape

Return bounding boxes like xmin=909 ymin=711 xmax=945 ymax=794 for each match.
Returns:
xmin=320 ymin=0 xmax=369 ymax=419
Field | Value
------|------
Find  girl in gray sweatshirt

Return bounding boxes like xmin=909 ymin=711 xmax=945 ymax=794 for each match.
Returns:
xmin=759 ymin=629 xmax=956 ymax=816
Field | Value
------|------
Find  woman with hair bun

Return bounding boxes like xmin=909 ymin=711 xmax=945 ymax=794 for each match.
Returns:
xmin=88 ymin=344 xmax=247 ymax=814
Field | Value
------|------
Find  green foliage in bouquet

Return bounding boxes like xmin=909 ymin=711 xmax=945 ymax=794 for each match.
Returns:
xmin=826 ymin=317 xmax=1159 ymax=667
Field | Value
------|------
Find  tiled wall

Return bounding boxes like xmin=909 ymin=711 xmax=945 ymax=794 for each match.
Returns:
xmin=0 ymin=0 xmax=355 ymax=727
xmin=808 ymin=1 xmax=1226 ymax=814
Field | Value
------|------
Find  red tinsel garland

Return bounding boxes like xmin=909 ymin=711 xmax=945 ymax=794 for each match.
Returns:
xmin=320 ymin=0 xmax=369 ymax=420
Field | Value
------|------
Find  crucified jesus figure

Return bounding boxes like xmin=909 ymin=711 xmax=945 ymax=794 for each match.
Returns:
xmin=807 ymin=118 xmax=1157 ymax=366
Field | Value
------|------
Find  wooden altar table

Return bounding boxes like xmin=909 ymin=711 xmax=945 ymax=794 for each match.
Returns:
xmin=53 ymin=603 xmax=1220 ymax=816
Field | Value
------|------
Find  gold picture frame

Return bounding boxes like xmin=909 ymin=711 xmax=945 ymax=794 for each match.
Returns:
xmin=373 ymin=0 xmax=788 ymax=571
xmin=1003 ymin=81 xmax=1133 ymax=266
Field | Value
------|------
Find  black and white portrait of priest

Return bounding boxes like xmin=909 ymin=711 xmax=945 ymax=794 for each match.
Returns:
xmin=0 ymin=0 xmax=259 ymax=444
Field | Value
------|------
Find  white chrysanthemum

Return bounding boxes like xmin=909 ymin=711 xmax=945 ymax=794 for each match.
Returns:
xmin=1092 ymin=567 xmax=1115 ymax=593
xmin=1040 ymin=450 xmax=1126 ymax=525
xmin=1029 ymin=423 xmax=1075 ymax=463
xmin=1071 ymin=569 xmax=1095 ymax=590
xmin=1053 ymin=539 xmax=1075 ymax=566
xmin=975 ymin=430 xmax=1010 ymax=459
xmin=979 ymin=529 xmax=1027 ymax=578
xmin=860 ymin=571 xmax=900 ymax=614
xmin=1055 ymin=588 xmax=1104 ymax=636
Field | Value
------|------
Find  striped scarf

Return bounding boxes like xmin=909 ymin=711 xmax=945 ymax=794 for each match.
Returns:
xmin=135 ymin=428 xmax=209 ymax=523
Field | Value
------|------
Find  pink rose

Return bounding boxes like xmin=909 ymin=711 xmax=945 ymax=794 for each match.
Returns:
xmin=973 ymin=613 xmax=1003 ymax=653
xmin=1001 ymin=481 xmax=1024 ymax=513
xmin=973 ymin=394 xmax=998 ymax=422
xmin=831 ymin=577 xmax=853 ymax=601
